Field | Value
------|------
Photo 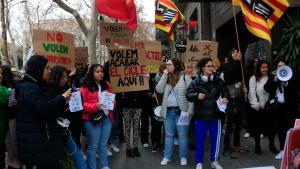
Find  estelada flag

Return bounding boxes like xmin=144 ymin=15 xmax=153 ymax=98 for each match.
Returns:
xmin=240 ymin=0 xmax=289 ymax=44
xmin=96 ymin=0 xmax=137 ymax=31
xmin=155 ymin=0 xmax=184 ymax=40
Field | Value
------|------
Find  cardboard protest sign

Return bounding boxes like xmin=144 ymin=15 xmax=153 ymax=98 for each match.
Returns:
xmin=74 ymin=47 xmax=88 ymax=64
xmin=185 ymin=41 xmax=220 ymax=77
xmin=131 ymin=41 xmax=162 ymax=73
xmin=108 ymin=48 xmax=149 ymax=93
xmin=281 ymin=128 xmax=300 ymax=169
xmin=100 ymin=22 xmax=134 ymax=47
xmin=32 ymin=29 xmax=75 ymax=69
xmin=69 ymin=91 xmax=83 ymax=112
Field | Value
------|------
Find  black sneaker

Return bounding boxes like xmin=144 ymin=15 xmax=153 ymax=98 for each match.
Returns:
xmin=126 ymin=149 xmax=134 ymax=158
xmin=152 ymin=144 xmax=159 ymax=152
xmin=132 ymin=147 xmax=141 ymax=157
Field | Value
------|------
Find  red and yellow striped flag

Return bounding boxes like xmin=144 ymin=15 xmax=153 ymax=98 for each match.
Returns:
xmin=240 ymin=0 xmax=289 ymax=44
xmin=155 ymin=0 xmax=184 ymax=41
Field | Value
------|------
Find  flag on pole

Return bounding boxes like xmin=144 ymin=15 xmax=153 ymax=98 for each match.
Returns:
xmin=155 ymin=0 xmax=184 ymax=40
xmin=96 ymin=0 xmax=137 ymax=31
xmin=240 ymin=0 xmax=289 ymax=44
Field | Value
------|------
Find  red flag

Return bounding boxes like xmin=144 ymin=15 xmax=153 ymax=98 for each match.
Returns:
xmin=96 ymin=0 xmax=137 ymax=31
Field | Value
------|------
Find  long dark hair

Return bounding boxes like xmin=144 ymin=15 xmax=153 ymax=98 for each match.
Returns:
xmin=48 ymin=65 xmax=68 ymax=94
xmin=254 ymin=60 xmax=269 ymax=82
xmin=0 ymin=65 xmax=15 ymax=88
xmin=25 ymin=55 xmax=48 ymax=84
xmin=82 ymin=64 xmax=107 ymax=92
xmin=167 ymin=58 xmax=183 ymax=86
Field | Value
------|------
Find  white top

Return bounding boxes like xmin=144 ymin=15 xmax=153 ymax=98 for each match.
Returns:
xmin=167 ymin=86 xmax=179 ymax=107
xmin=276 ymin=84 xmax=285 ymax=103
xmin=248 ymin=75 xmax=269 ymax=110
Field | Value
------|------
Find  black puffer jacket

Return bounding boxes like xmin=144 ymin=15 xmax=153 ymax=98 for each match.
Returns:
xmin=186 ymin=73 xmax=229 ymax=120
xmin=16 ymin=75 xmax=66 ymax=165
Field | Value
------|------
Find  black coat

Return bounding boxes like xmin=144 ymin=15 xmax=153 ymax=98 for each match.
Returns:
xmin=16 ymin=75 xmax=66 ymax=165
xmin=264 ymin=74 xmax=297 ymax=113
xmin=186 ymin=73 xmax=229 ymax=121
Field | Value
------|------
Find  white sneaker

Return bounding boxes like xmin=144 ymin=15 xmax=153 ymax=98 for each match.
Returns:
xmin=143 ymin=143 xmax=150 ymax=148
xmin=196 ymin=163 xmax=202 ymax=169
xmin=174 ymin=138 xmax=179 ymax=146
xmin=107 ymin=150 xmax=113 ymax=156
xmin=260 ymin=134 xmax=264 ymax=138
xmin=110 ymin=144 xmax=120 ymax=153
xmin=243 ymin=133 xmax=250 ymax=138
xmin=275 ymin=151 xmax=284 ymax=160
xmin=160 ymin=158 xmax=171 ymax=166
xmin=211 ymin=161 xmax=223 ymax=169
xmin=180 ymin=158 xmax=187 ymax=166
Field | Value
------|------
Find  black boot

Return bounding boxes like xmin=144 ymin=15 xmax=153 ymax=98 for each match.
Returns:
xmin=255 ymin=144 xmax=262 ymax=155
xmin=132 ymin=147 xmax=141 ymax=157
xmin=254 ymin=134 xmax=261 ymax=155
xmin=126 ymin=149 xmax=134 ymax=158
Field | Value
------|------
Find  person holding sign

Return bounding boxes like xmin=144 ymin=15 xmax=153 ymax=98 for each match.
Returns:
xmin=155 ymin=58 xmax=193 ymax=166
xmin=17 ymin=55 xmax=72 ymax=169
xmin=186 ymin=57 xmax=229 ymax=169
xmin=1 ymin=65 xmax=20 ymax=169
xmin=47 ymin=65 xmax=86 ymax=169
xmin=80 ymin=64 xmax=114 ymax=169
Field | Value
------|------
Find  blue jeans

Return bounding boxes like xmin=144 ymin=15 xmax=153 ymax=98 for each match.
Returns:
xmin=84 ymin=117 xmax=112 ymax=169
xmin=163 ymin=110 xmax=189 ymax=160
xmin=66 ymin=132 xmax=87 ymax=169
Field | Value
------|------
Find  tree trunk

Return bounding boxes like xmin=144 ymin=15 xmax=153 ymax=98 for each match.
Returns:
xmin=1 ymin=0 xmax=11 ymax=66
xmin=88 ymin=0 xmax=98 ymax=64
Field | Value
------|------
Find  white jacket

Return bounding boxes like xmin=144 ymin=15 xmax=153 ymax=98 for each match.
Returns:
xmin=248 ymin=75 xmax=269 ymax=110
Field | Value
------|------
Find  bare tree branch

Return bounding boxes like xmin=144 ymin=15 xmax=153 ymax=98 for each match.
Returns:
xmin=42 ymin=1 xmax=54 ymax=21
xmin=82 ymin=0 xmax=91 ymax=8
xmin=52 ymin=0 xmax=88 ymax=36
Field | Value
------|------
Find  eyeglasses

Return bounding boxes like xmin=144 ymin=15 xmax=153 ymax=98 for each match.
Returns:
xmin=204 ymin=65 xmax=213 ymax=68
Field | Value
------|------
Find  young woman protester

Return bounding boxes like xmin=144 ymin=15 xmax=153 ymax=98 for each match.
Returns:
xmin=17 ymin=55 xmax=72 ymax=169
xmin=80 ymin=64 xmax=114 ymax=169
xmin=48 ymin=65 xmax=87 ymax=169
xmin=186 ymin=57 xmax=229 ymax=169
xmin=248 ymin=60 xmax=278 ymax=155
xmin=1 ymin=65 xmax=20 ymax=169
xmin=264 ymin=59 xmax=297 ymax=159
xmin=155 ymin=58 xmax=193 ymax=166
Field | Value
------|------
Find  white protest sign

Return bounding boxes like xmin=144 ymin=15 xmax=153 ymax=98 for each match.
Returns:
xmin=69 ymin=91 xmax=83 ymax=112
xmin=100 ymin=91 xmax=116 ymax=111
xmin=177 ymin=111 xmax=191 ymax=126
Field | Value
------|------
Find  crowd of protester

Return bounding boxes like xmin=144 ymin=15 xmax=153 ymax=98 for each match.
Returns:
xmin=0 ymin=50 xmax=298 ymax=169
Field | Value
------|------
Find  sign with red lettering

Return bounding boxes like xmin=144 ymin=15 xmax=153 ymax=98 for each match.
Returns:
xmin=75 ymin=47 xmax=88 ymax=64
xmin=100 ymin=22 xmax=134 ymax=47
xmin=131 ymin=41 xmax=162 ymax=73
xmin=281 ymin=128 xmax=300 ymax=169
xmin=185 ymin=41 xmax=220 ymax=77
xmin=32 ymin=29 xmax=75 ymax=69
xmin=109 ymin=48 xmax=149 ymax=93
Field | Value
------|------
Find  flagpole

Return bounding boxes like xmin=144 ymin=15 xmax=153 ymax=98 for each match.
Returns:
xmin=232 ymin=2 xmax=247 ymax=100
